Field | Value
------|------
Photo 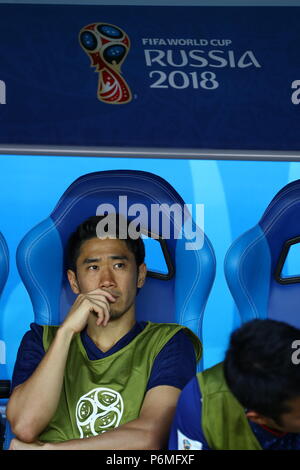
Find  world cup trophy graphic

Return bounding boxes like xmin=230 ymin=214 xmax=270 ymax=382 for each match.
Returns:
xmin=79 ymin=23 xmax=132 ymax=104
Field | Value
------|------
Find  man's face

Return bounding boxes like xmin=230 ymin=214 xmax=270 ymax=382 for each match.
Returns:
xmin=248 ymin=396 xmax=300 ymax=434
xmin=274 ymin=396 xmax=300 ymax=433
xmin=68 ymin=237 xmax=146 ymax=321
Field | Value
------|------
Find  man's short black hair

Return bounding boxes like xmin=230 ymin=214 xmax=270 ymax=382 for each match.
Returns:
xmin=223 ymin=319 xmax=300 ymax=425
xmin=66 ymin=215 xmax=145 ymax=273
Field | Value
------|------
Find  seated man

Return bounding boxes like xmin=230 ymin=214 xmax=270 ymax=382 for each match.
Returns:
xmin=169 ymin=319 xmax=300 ymax=450
xmin=7 ymin=215 xmax=201 ymax=450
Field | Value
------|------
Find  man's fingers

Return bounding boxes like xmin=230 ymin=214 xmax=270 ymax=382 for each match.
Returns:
xmin=86 ymin=296 xmax=110 ymax=314
xmin=86 ymin=289 xmax=117 ymax=302
xmin=86 ymin=298 xmax=110 ymax=326
xmin=95 ymin=311 xmax=106 ymax=327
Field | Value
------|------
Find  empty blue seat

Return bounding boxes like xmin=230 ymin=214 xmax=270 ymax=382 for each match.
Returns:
xmin=225 ymin=179 xmax=300 ymax=328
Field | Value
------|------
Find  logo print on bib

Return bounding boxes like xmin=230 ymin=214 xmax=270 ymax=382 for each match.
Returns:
xmin=79 ymin=23 xmax=132 ymax=104
xmin=75 ymin=387 xmax=124 ymax=438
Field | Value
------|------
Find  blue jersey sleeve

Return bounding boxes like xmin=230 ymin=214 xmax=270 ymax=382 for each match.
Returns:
xmin=146 ymin=329 xmax=197 ymax=392
xmin=168 ymin=375 xmax=211 ymax=450
xmin=11 ymin=323 xmax=45 ymax=390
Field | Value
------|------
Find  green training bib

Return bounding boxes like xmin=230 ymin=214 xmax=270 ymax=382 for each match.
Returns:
xmin=39 ymin=321 xmax=202 ymax=443
xmin=198 ymin=362 xmax=262 ymax=450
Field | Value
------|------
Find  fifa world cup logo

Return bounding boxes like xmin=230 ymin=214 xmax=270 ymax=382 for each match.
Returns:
xmin=76 ymin=387 xmax=124 ymax=437
xmin=79 ymin=23 xmax=132 ymax=104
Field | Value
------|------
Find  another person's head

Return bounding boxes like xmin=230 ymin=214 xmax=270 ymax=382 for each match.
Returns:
xmin=66 ymin=215 xmax=147 ymax=321
xmin=224 ymin=319 xmax=300 ymax=433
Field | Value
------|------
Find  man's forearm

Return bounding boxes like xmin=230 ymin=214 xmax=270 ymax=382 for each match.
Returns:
xmin=42 ymin=418 xmax=162 ymax=450
xmin=7 ymin=326 xmax=74 ymax=442
xmin=9 ymin=386 xmax=179 ymax=451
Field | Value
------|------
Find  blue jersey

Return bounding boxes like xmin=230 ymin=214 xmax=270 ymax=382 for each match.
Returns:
xmin=169 ymin=376 xmax=300 ymax=450
xmin=12 ymin=321 xmax=197 ymax=393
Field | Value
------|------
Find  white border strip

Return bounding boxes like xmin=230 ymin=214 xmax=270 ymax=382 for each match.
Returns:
xmin=0 ymin=145 xmax=300 ymax=161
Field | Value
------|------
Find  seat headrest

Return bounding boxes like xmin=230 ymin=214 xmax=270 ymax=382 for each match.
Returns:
xmin=16 ymin=170 xmax=216 ymax=340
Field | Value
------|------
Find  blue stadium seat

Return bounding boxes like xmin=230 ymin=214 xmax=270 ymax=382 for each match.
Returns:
xmin=0 ymin=232 xmax=9 ymax=450
xmin=4 ymin=170 xmax=216 ymax=449
xmin=0 ymin=232 xmax=9 ymax=299
xmin=4 ymin=170 xmax=218 ymax=449
xmin=16 ymin=170 xmax=216 ymax=339
xmin=224 ymin=179 xmax=300 ymax=328
xmin=5 ymin=170 xmax=216 ymax=449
